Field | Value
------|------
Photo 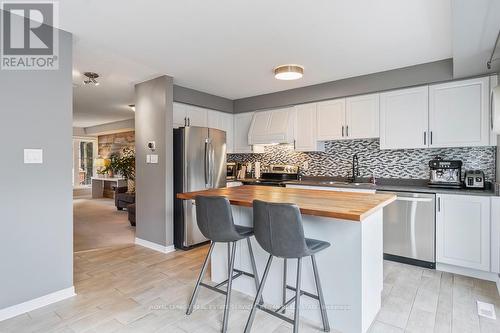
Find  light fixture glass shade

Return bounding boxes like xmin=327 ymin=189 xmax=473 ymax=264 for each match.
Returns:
xmin=274 ymin=64 xmax=304 ymax=80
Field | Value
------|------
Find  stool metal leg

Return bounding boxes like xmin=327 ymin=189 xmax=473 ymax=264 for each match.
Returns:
xmin=312 ymin=255 xmax=330 ymax=332
xmin=244 ymin=255 xmax=273 ymax=333
xmin=246 ymin=237 xmax=263 ymax=305
xmin=222 ymin=241 xmax=237 ymax=333
xmin=282 ymin=258 xmax=287 ymax=314
xmin=293 ymin=257 xmax=302 ymax=333
xmin=186 ymin=242 xmax=215 ymax=315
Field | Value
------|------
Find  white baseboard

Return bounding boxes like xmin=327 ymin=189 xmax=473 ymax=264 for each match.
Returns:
xmin=135 ymin=237 xmax=175 ymax=254
xmin=0 ymin=286 xmax=75 ymax=322
xmin=436 ymin=263 xmax=498 ymax=282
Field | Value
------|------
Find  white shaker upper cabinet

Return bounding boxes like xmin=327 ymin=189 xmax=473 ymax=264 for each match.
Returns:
xmin=219 ymin=112 xmax=234 ymax=153
xmin=316 ymin=98 xmax=346 ymax=141
xmin=429 ymin=77 xmax=490 ymax=148
xmin=233 ymin=112 xmax=264 ymax=153
xmin=173 ymin=102 xmax=188 ymax=128
xmin=436 ymin=194 xmax=490 ymax=272
xmin=185 ymin=105 xmax=208 ymax=127
xmin=207 ymin=110 xmax=234 ymax=153
xmin=173 ymin=103 xmax=208 ymax=128
xmin=294 ymin=103 xmax=325 ymax=152
xmin=380 ymin=86 xmax=429 ymax=150
xmin=345 ymin=93 xmax=380 ymax=139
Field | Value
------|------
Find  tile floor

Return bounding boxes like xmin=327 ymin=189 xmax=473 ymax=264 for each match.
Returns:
xmin=0 ymin=245 xmax=499 ymax=333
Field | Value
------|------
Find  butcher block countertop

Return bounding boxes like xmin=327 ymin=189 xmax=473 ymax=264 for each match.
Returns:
xmin=177 ymin=185 xmax=396 ymax=221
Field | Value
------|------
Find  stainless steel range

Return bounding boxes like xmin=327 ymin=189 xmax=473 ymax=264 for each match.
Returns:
xmin=240 ymin=164 xmax=299 ymax=187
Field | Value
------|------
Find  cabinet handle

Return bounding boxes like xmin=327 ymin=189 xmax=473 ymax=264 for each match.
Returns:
xmin=437 ymin=197 xmax=441 ymax=212
xmin=184 ymin=117 xmax=187 ymax=127
xmin=424 ymin=131 xmax=427 ymax=145
xmin=346 ymin=125 xmax=349 ymax=137
xmin=491 ymin=91 xmax=495 ymax=130
xmin=342 ymin=126 xmax=344 ymax=137
xmin=430 ymin=131 xmax=433 ymax=145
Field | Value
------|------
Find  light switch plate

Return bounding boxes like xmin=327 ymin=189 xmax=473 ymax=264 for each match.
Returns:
xmin=24 ymin=149 xmax=43 ymax=164
xmin=150 ymin=154 xmax=158 ymax=164
xmin=146 ymin=155 xmax=151 ymax=163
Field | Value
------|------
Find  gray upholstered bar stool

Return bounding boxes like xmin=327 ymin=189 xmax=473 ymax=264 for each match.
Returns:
xmin=186 ymin=195 xmax=262 ymax=333
xmin=245 ymin=200 xmax=331 ymax=333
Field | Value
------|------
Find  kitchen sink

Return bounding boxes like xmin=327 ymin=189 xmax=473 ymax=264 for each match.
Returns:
xmin=319 ymin=181 xmax=374 ymax=187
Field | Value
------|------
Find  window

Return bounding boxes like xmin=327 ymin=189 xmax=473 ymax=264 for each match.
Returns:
xmin=73 ymin=137 xmax=98 ymax=188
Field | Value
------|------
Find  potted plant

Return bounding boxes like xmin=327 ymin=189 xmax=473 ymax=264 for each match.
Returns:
xmin=117 ymin=148 xmax=136 ymax=193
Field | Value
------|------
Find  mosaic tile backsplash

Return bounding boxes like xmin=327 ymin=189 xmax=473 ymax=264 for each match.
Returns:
xmin=227 ymin=139 xmax=496 ymax=181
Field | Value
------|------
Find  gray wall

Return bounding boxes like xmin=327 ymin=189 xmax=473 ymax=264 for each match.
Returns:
xmin=135 ymin=76 xmax=174 ymax=246
xmin=0 ymin=30 xmax=73 ymax=309
xmin=173 ymin=85 xmax=233 ymax=113
xmin=234 ymin=59 xmax=453 ymax=113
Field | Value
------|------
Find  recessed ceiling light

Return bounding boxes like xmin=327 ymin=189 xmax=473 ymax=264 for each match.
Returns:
xmin=274 ymin=64 xmax=304 ymax=80
xmin=83 ymin=72 xmax=100 ymax=86
xmin=128 ymin=104 xmax=135 ymax=112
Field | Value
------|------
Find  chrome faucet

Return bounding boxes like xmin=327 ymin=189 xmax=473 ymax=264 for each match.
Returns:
xmin=349 ymin=153 xmax=359 ymax=182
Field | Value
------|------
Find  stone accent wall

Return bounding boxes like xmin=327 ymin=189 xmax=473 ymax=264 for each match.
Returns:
xmin=228 ymin=139 xmax=496 ymax=181
xmin=98 ymin=131 xmax=135 ymax=158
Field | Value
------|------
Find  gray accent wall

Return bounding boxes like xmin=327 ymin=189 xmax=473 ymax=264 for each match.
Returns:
xmin=135 ymin=76 xmax=174 ymax=247
xmin=173 ymin=85 xmax=233 ymax=113
xmin=234 ymin=59 xmax=453 ymax=113
xmin=0 ymin=30 xmax=73 ymax=309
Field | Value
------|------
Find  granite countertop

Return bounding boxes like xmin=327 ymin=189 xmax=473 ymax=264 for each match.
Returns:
xmin=284 ymin=177 xmax=497 ymax=197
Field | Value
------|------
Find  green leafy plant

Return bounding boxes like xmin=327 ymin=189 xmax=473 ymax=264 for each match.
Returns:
xmin=103 ymin=148 xmax=135 ymax=181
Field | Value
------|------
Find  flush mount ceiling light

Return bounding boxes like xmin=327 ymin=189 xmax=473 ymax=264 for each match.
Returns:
xmin=128 ymin=104 xmax=135 ymax=111
xmin=83 ymin=72 xmax=100 ymax=86
xmin=274 ymin=64 xmax=304 ymax=80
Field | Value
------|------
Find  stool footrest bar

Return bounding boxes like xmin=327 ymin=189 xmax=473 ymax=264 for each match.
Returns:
xmin=256 ymin=304 xmax=295 ymax=325
xmin=285 ymin=284 xmax=320 ymax=300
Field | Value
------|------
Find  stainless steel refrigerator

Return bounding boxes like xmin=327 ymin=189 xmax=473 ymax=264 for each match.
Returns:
xmin=174 ymin=126 xmax=227 ymax=249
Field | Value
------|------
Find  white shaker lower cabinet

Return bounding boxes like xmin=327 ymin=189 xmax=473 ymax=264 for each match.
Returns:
xmin=429 ymin=77 xmax=490 ymax=148
xmin=380 ymin=86 xmax=429 ymax=149
xmin=491 ymin=197 xmax=500 ymax=274
xmin=436 ymin=194 xmax=490 ymax=272
xmin=294 ymin=103 xmax=325 ymax=152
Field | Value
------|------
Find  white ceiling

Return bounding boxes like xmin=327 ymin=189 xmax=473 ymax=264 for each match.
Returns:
xmin=62 ymin=0 xmax=453 ymax=127
xmin=451 ymin=0 xmax=500 ymax=78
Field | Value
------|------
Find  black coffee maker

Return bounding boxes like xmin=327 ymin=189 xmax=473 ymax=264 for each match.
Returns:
xmin=428 ymin=157 xmax=463 ymax=189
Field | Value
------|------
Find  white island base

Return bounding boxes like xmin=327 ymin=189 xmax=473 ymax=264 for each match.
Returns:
xmin=211 ymin=206 xmax=383 ymax=333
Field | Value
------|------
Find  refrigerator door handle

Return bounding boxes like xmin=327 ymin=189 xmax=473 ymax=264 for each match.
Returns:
xmin=204 ymin=138 xmax=210 ymax=187
xmin=209 ymin=142 xmax=215 ymax=188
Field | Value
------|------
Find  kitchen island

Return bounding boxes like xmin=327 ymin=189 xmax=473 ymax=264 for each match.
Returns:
xmin=177 ymin=186 xmax=396 ymax=333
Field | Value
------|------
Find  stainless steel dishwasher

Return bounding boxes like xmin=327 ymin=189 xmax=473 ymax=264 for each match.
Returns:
xmin=378 ymin=191 xmax=436 ymax=268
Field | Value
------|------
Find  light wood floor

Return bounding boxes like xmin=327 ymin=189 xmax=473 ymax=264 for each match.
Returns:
xmin=73 ymin=198 xmax=135 ymax=252
xmin=1 ymin=244 xmax=499 ymax=333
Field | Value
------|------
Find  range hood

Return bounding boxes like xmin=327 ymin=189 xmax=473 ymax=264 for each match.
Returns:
xmin=248 ymin=108 xmax=295 ymax=145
